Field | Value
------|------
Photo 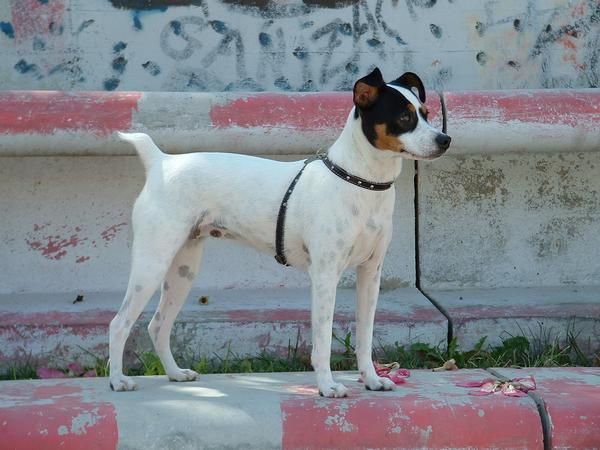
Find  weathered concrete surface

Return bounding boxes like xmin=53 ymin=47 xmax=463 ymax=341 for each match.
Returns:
xmin=0 ymin=288 xmax=446 ymax=372
xmin=1 ymin=89 xmax=598 ymax=156
xmin=418 ymin=152 xmax=600 ymax=289
xmin=0 ymin=370 xmax=549 ymax=450
xmin=0 ymin=90 xmax=435 ymax=156
xmin=495 ymin=367 xmax=600 ymax=450
xmin=0 ymin=1 xmax=597 ymax=92
xmin=445 ymin=90 xmax=600 ymax=154
xmin=426 ymin=286 xmax=600 ymax=352
xmin=0 ymin=381 xmax=118 ymax=450
xmin=0 ymin=154 xmax=416 ymax=295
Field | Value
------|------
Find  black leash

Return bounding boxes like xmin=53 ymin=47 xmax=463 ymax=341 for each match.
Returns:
xmin=274 ymin=155 xmax=394 ymax=266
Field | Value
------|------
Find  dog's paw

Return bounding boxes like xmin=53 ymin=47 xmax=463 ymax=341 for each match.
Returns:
xmin=168 ymin=368 xmax=200 ymax=382
xmin=364 ymin=376 xmax=396 ymax=392
xmin=319 ymin=382 xmax=349 ymax=398
xmin=110 ymin=374 xmax=138 ymax=392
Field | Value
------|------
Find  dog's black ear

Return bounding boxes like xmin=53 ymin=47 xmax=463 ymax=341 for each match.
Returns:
xmin=391 ymin=72 xmax=426 ymax=103
xmin=353 ymin=67 xmax=385 ymax=109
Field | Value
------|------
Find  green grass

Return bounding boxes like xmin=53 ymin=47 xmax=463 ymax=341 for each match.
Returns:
xmin=0 ymin=363 xmax=39 ymax=381
xmin=1 ymin=327 xmax=597 ymax=381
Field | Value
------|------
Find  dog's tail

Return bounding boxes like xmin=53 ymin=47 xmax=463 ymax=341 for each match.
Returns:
xmin=117 ymin=132 xmax=164 ymax=172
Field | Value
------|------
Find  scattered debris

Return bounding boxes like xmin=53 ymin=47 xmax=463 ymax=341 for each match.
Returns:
xmin=73 ymin=294 xmax=84 ymax=304
xmin=457 ymin=376 xmax=536 ymax=397
xmin=37 ymin=362 xmax=97 ymax=379
xmin=36 ymin=367 xmax=67 ymax=379
xmin=433 ymin=358 xmax=459 ymax=372
xmin=359 ymin=361 xmax=410 ymax=385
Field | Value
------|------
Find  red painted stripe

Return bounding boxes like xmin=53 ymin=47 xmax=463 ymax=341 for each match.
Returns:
xmin=0 ymin=307 xmax=442 ymax=329
xmin=224 ymin=307 xmax=442 ymax=323
xmin=445 ymin=90 xmax=600 ymax=130
xmin=282 ymin=373 xmax=542 ymax=449
xmin=0 ymin=383 xmax=118 ymax=450
xmin=500 ymin=368 xmax=600 ymax=449
xmin=210 ymin=92 xmax=441 ymax=130
xmin=0 ymin=91 xmax=141 ymax=136
xmin=210 ymin=93 xmax=352 ymax=130
xmin=536 ymin=377 xmax=600 ymax=448
xmin=0 ymin=310 xmax=116 ymax=328
xmin=447 ymin=303 xmax=600 ymax=320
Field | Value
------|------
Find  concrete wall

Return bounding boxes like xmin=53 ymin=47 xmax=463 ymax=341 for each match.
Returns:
xmin=0 ymin=154 xmax=416 ymax=294
xmin=0 ymin=0 xmax=598 ymax=294
xmin=0 ymin=0 xmax=598 ymax=92
xmin=419 ymin=152 xmax=600 ymax=290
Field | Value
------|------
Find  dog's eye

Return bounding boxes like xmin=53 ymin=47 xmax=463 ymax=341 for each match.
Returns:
xmin=398 ymin=112 xmax=411 ymax=122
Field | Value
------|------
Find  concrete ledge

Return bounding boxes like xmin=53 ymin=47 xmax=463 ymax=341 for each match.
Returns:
xmin=495 ymin=367 xmax=600 ymax=449
xmin=0 ymin=89 xmax=598 ymax=156
xmin=425 ymin=286 xmax=600 ymax=352
xmin=0 ymin=369 xmax=555 ymax=450
xmin=3 ymin=285 xmax=598 ymax=369
xmin=0 ymin=288 xmax=446 ymax=371
xmin=445 ymin=89 xmax=600 ymax=154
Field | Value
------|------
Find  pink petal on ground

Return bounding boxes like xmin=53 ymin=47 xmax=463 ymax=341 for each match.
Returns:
xmin=67 ymin=362 xmax=84 ymax=376
xmin=387 ymin=373 xmax=408 ymax=384
xmin=396 ymin=368 xmax=411 ymax=377
xmin=37 ymin=367 xmax=67 ymax=379
xmin=468 ymin=390 xmax=494 ymax=396
xmin=513 ymin=376 xmax=536 ymax=391
xmin=375 ymin=367 xmax=391 ymax=377
xmin=502 ymin=384 xmax=528 ymax=397
xmin=456 ymin=378 xmax=496 ymax=388
xmin=503 ymin=390 xmax=528 ymax=397
xmin=479 ymin=381 xmax=499 ymax=393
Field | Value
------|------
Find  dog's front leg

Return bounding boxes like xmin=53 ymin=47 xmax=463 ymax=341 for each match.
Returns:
xmin=309 ymin=266 xmax=348 ymax=398
xmin=355 ymin=257 xmax=396 ymax=391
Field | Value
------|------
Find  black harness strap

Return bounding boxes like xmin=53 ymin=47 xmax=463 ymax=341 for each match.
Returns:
xmin=274 ymin=156 xmax=318 ymax=266
xmin=274 ymin=154 xmax=395 ymax=266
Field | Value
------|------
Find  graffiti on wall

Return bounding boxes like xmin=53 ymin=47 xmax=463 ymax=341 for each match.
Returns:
xmin=0 ymin=0 xmax=598 ymax=91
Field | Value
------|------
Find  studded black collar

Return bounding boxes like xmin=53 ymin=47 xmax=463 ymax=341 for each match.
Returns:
xmin=319 ymin=155 xmax=395 ymax=191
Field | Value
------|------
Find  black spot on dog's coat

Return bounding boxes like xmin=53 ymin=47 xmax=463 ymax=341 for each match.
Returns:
xmin=178 ymin=265 xmax=190 ymax=277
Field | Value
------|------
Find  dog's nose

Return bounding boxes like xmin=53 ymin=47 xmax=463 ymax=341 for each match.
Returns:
xmin=435 ymin=133 xmax=451 ymax=150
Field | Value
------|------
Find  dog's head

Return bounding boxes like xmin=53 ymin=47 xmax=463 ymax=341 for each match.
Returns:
xmin=353 ymin=68 xmax=451 ymax=160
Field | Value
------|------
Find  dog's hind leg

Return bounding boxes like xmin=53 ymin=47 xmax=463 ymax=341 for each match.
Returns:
xmin=148 ymin=238 xmax=205 ymax=382
xmin=109 ymin=220 xmax=190 ymax=392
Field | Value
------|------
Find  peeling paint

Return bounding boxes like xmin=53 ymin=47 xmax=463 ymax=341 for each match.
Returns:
xmin=100 ymin=222 xmax=128 ymax=243
xmin=281 ymin=370 xmax=543 ymax=449
xmin=0 ymin=92 xmax=141 ymax=136
xmin=25 ymin=223 xmax=86 ymax=261
xmin=496 ymin=368 xmax=600 ymax=449
xmin=0 ymin=382 xmax=118 ymax=449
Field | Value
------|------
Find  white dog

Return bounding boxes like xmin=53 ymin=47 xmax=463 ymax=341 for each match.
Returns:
xmin=109 ymin=68 xmax=450 ymax=397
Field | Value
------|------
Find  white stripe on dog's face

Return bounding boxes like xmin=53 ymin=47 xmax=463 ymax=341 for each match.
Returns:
xmin=387 ymin=84 xmax=448 ymax=160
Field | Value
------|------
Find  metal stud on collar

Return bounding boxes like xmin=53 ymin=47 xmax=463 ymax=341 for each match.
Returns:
xmin=321 ymin=156 xmax=394 ymax=191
